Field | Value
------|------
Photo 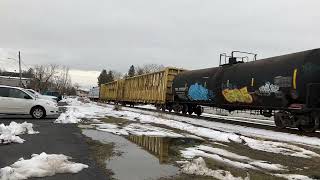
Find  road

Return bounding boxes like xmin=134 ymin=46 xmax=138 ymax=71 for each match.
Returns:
xmin=0 ymin=116 xmax=108 ymax=180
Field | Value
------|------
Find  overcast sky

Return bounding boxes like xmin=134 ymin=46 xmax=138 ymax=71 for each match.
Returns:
xmin=0 ymin=0 xmax=319 ymax=89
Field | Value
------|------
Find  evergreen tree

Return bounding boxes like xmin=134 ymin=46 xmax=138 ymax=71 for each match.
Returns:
xmin=107 ymin=70 xmax=114 ymax=82
xmin=97 ymin=69 xmax=108 ymax=86
xmin=128 ymin=65 xmax=135 ymax=77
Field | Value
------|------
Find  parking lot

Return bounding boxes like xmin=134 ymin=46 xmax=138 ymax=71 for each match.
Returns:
xmin=0 ymin=117 xmax=108 ymax=180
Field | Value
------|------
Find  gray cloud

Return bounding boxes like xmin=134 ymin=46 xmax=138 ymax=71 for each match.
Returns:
xmin=0 ymin=0 xmax=319 ymax=87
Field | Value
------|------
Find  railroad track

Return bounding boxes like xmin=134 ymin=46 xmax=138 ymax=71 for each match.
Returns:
xmin=119 ymin=105 xmax=320 ymax=138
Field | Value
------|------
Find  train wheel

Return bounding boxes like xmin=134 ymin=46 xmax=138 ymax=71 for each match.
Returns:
xmin=298 ymin=115 xmax=319 ymax=133
xmin=173 ymin=104 xmax=183 ymax=113
xmin=187 ymin=105 xmax=194 ymax=115
xmin=195 ymin=106 xmax=202 ymax=116
xmin=181 ymin=105 xmax=188 ymax=114
xmin=161 ymin=105 xmax=166 ymax=112
xmin=274 ymin=112 xmax=286 ymax=129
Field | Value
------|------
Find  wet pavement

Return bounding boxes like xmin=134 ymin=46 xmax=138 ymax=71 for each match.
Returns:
xmin=0 ymin=118 xmax=108 ymax=180
xmin=82 ymin=129 xmax=179 ymax=180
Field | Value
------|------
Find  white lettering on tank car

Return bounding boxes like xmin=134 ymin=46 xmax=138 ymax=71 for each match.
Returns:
xmin=259 ymin=82 xmax=280 ymax=96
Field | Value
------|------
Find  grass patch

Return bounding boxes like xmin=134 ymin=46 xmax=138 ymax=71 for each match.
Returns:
xmin=99 ymin=116 xmax=129 ymax=124
xmin=85 ymin=136 xmax=115 ymax=178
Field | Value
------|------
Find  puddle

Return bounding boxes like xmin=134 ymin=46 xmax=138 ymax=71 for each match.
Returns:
xmin=127 ymin=135 xmax=170 ymax=163
xmin=82 ymin=129 xmax=179 ymax=180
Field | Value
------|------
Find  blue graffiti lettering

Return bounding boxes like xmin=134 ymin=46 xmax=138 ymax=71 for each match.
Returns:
xmin=188 ymin=83 xmax=213 ymax=101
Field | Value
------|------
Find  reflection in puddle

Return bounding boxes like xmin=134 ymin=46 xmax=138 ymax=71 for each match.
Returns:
xmin=82 ymin=129 xmax=179 ymax=180
xmin=128 ymin=135 xmax=169 ymax=163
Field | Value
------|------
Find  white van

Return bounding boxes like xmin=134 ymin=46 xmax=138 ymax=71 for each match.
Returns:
xmin=0 ymin=85 xmax=59 ymax=119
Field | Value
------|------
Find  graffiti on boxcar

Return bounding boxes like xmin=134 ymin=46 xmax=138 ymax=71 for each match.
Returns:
xmin=222 ymin=87 xmax=253 ymax=103
xmin=188 ymin=83 xmax=214 ymax=101
xmin=258 ymin=82 xmax=280 ymax=96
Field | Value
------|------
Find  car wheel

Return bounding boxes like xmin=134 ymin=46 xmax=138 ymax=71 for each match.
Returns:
xmin=31 ymin=106 xmax=46 ymax=119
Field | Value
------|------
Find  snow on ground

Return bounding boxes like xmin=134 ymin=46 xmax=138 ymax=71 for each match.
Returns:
xmin=95 ymin=123 xmax=200 ymax=138
xmin=0 ymin=122 xmax=39 ymax=144
xmin=135 ymin=104 xmax=156 ymax=110
xmin=179 ymin=157 xmax=249 ymax=180
xmin=0 ymin=152 xmax=88 ymax=180
xmin=181 ymin=145 xmax=286 ymax=171
xmin=55 ymin=102 xmax=109 ymax=124
xmin=273 ymin=173 xmax=315 ymax=180
xmin=241 ymin=136 xmax=320 ymax=159
xmin=124 ymin=107 xmax=320 ymax=149
xmin=58 ymin=97 xmax=320 ymax=159
xmin=203 ymin=106 xmax=273 ymax=121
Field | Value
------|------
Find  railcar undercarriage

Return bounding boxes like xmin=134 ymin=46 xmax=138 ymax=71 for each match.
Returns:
xmin=275 ymin=111 xmax=320 ymax=132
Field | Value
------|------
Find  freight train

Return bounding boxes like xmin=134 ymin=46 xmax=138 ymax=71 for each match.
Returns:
xmin=100 ymin=49 xmax=320 ymax=132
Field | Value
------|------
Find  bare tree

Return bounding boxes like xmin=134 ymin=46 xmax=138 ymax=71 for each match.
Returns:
xmin=33 ymin=64 xmax=59 ymax=92
xmin=53 ymin=66 xmax=72 ymax=94
xmin=136 ymin=64 xmax=165 ymax=75
xmin=112 ymin=70 xmax=123 ymax=80
xmin=74 ymin=83 xmax=80 ymax=91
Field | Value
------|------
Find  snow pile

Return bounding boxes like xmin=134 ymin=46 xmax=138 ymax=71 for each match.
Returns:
xmin=59 ymin=97 xmax=84 ymax=106
xmin=55 ymin=99 xmax=114 ymax=124
xmin=180 ymin=157 xmax=249 ymax=180
xmin=55 ymin=107 xmax=82 ymax=124
xmin=0 ymin=122 xmax=39 ymax=144
xmin=0 ymin=152 xmax=88 ymax=180
xmin=181 ymin=145 xmax=286 ymax=171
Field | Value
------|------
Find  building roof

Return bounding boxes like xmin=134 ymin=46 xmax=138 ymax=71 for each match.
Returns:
xmin=0 ymin=76 xmax=31 ymax=80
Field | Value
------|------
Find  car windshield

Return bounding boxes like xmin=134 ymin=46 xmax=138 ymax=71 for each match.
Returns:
xmin=27 ymin=89 xmax=41 ymax=96
xmin=27 ymin=89 xmax=35 ymax=94
xmin=20 ymin=89 xmax=35 ymax=98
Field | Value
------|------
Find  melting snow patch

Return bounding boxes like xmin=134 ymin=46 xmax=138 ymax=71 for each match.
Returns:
xmin=273 ymin=173 xmax=314 ymax=180
xmin=0 ymin=122 xmax=38 ymax=144
xmin=241 ymin=136 xmax=320 ymax=158
xmin=0 ymin=152 xmax=88 ymax=180
xmin=181 ymin=145 xmax=286 ymax=171
xmin=95 ymin=123 xmax=186 ymax=138
xmin=96 ymin=123 xmax=129 ymax=136
xmin=180 ymin=157 xmax=249 ymax=180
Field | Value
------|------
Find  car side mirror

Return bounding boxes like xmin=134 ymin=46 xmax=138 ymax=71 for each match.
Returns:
xmin=35 ymin=95 xmax=39 ymax=99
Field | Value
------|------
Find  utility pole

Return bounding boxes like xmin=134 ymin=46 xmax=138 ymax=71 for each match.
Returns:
xmin=18 ymin=51 xmax=22 ymax=87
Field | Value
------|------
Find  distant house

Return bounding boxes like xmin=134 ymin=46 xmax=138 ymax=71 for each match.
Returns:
xmin=76 ymin=89 xmax=89 ymax=97
xmin=0 ymin=76 xmax=31 ymax=87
